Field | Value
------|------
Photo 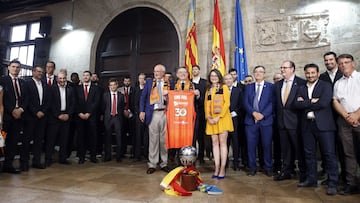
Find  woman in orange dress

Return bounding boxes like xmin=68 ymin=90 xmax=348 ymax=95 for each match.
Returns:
xmin=204 ymin=69 xmax=233 ymax=179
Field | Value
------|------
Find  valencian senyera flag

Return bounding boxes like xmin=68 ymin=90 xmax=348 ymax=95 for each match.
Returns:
xmin=211 ymin=0 xmax=226 ymax=76
xmin=185 ymin=0 xmax=198 ymax=78
xmin=234 ymin=0 xmax=248 ymax=81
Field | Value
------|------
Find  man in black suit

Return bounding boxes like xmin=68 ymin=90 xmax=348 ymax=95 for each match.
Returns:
xmin=224 ymin=74 xmax=243 ymax=170
xmin=45 ymin=71 xmax=75 ymax=166
xmin=133 ymin=73 xmax=148 ymax=161
xmin=319 ymin=51 xmax=345 ymax=185
xmin=293 ymin=63 xmax=338 ymax=195
xmin=23 ymin=66 xmax=50 ymax=169
xmin=0 ymin=60 xmax=28 ymax=173
xmin=119 ymin=76 xmax=135 ymax=158
xmin=42 ymin=61 xmax=57 ymax=87
xmin=191 ymin=65 xmax=207 ymax=164
xmin=75 ymin=71 xmax=101 ymax=164
xmin=103 ymin=78 xmax=124 ymax=162
xmin=274 ymin=60 xmax=306 ymax=181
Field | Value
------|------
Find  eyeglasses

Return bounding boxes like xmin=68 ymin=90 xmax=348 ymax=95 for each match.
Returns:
xmin=280 ymin=66 xmax=292 ymax=69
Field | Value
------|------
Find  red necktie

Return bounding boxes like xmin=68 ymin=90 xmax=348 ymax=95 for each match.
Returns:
xmin=125 ymin=87 xmax=129 ymax=110
xmin=111 ymin=93 xmax=117 ymax=116
xmin=47 ymin=78 xmax=52 ymax=86
xmin=84 ymin=84 xmax=89 ymax=101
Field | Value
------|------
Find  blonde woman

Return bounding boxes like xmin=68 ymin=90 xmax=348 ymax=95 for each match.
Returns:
xmin=205 ymin=69 xmax=233 ymax=179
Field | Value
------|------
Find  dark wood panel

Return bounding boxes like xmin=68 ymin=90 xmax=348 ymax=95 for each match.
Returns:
xmin=106 ymin=36 xmax=132 ymax=52
xmin=102 ymin=56 xmax=131 ymax=71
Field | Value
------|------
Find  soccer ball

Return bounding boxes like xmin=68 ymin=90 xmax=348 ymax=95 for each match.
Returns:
xmin=179 ymin=146 xmax=197 ymax=166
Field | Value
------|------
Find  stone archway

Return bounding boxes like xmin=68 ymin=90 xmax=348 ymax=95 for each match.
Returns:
xmin=95 ymin=7 xmax=179 ymax=85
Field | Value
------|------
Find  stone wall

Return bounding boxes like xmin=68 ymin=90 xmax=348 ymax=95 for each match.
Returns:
xmin=1 ymin=0 xmax=359 ymax=80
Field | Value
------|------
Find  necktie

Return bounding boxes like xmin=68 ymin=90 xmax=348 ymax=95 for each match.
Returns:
xmin=181 ymin=82 xmax=185 ymax=90
xmin=111 ymin=93 xmax=117 ymax=116
xmin=157 ymin=80 xmax=163 ymax=108
xmin=125 ymin=87 xmax=129 ymax=110
xmin=283 ymin=80 xmax=290 ymax=106
xmin=14 ymin=78 xmax=21 ymax=106
xmin=253 ymin=83 xmax=261 ymax=112
xmin=84 ymin=84 xmax=89 ymax=101
xmin=47 ymin=78 xmax=52 ymax=86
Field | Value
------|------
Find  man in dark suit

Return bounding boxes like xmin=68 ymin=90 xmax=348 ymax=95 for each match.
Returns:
xmin=119 ymin=76 xmax=135 ymax=158
xmin=243 ymin=66 xmax=274 ymax=176
xmin=224 ymin=74 xmax=243 ymax=171
xmin=133 ymin=73 xmax=148 ymax=161
xmin=42 ymin=61 xmax=57 ymax=87
xmin=319 ymin=51 xmax=345 ymax=185
xmin=139 ymin=64 xmax=174 ymax=174
xmin=23 ymin=66 xmax=50 ymax=169
xmin=103 ymin=78 xmax=124 ymax=162
xmin=45 ymin=71 xmax=75 ymax=166
xmin=191 ymin=65 xmax=207 ymax=164
xmin=274 ymin=60 xmax=306 ymax=181
xmin=294 ymin=63 xmax=338 ymax=195
xmin=0 ymin=60 xmax=28 ymax=173
xmin=75 ymin=71 xmax=101 ymax=164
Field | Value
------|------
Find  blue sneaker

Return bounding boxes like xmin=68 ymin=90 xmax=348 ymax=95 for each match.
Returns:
xmin=207 ymin=185 xmax=223 ymax=195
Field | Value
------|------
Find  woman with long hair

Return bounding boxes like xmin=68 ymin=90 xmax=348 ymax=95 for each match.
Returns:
xmin=205 ymin=69 xmax=233 ymax=179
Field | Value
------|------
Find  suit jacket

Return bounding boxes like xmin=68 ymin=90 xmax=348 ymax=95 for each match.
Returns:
xmin=244 ymin=81 xmax=274 ymax=126
xmin=103 ymin=90 xmax=125 ymax=122
xmin=192 ymin=78 xmax=207 ymax=114
xmin=74 ymin=83 xmax=101 ymax=119
xmin=293 ymin=80 xmax=335 ymax=131
xmin=133 ymin=86 xmax=143 ymax=115
xmin=0 ymin=75 xmax=28 ymax=122
xmin=48 ymin=84 xmax=75 ymax=123
xmin=41 ymin=75 xmax=58 ymax=87
xmin=139 ymin=78 xmax=174 ymax=125
xmin=119 ymin=86 xmax=135 ymax=113
xmin=23 ymin=78 xmax=51 ymax=120
xmin=275 ymin=76 xmax=306 ymax=130
xmin=319 ymin=70 xmax=343 ymax=88
xmin=229 ymin=85 xmax=243 ymax=118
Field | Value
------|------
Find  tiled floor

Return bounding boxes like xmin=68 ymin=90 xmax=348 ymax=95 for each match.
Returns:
xmin=0 ymin=157 xmax=359 ymax=203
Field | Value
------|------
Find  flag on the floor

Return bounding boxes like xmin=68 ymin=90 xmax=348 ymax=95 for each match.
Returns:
xmin=211 ymin=0 xmax=226 ymax=76
xmin=185 ymin=0 xmax=198 ymax=78
xmin=234 ymin=0 xmax=248 ymax=81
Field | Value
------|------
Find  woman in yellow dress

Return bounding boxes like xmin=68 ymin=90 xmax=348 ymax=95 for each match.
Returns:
xmin=205 ymin=69 xmax=233 ymax=179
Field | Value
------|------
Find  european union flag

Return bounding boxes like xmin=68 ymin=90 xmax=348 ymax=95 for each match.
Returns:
xmin=234 ymin=0 xmax=248 ymax=81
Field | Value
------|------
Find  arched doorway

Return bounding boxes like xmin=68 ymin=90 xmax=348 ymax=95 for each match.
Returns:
xmin=96 ymin=7 xmax=179 ymax=85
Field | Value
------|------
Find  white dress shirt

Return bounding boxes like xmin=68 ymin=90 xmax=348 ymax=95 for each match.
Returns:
xmin=333 ymin=71 xmax=360 ymax=113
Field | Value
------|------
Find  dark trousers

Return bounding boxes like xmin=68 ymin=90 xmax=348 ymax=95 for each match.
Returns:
xmin=3 ymin=118 xmax=24 ymax=168
xmin=227 ymin=117 xmax=240 ymax=167
xmin=45 ymin=119 xmax=70 ymax=162
xmin=77 ymin=118 xmax=97 ymax=160
xmin=239 ymin=122 xmax=248 ymax=167
xmin=104 ymin=116 xmax=122 ymax=160
xmin=337 ymin=117 xmax=360 ymax=186
xmin=279 ymin=128 xmax=306 ymax=176
xmin=24 ymin=117 xmax=46 ymax=165
xmin=192 ymin=111 xmax=206 ymax=160
xmin=245 ymin=124 xmax=273 ymax=171
xmin=272 ymin=122 xmax=282 ymax=171
xmin=134 ymin=114 xmax=147 ymax=159
xmin=303 ymin=120 xmax=338 ymax=187
xmin=121 ymin=116 xmax=135 ymax=156
xmin=67 ymin=119 xmax=77 ymax=158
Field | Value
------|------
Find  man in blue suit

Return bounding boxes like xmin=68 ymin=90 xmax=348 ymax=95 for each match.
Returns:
xmin=243 ymin=66 xmax=274 ymax=176
xmin=139 ymin=64 xmax=174 ymax=174
xmin=293 ymin=63 xmax=338 ymax=195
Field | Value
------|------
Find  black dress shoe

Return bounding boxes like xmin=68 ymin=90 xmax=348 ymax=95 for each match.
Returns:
xmin=297 ymin=181 xmax=318 ymax=187
xmin=264 ymin=170 xmax=273 ymax=177
xmin=59 ymin=160 xmax=71 ymax=165
xmin=103 ymin=158 xmax=112 ymax=162
xmin=247 ymin=170 xmax=256 ymax=176
xmin=233 ymin=166 xmax=240 ymax=171
xmin=3 ymin=167 xmax=21 ymax=174
xmin=32 ymin=163 xmax=46 ymax=169
xmin=78 ymin=159 xmax=85 ymax=164
xmin=21 ymin=164 xmax=29 ymax=172
xmin=340 ymin=184 xmax=359 ymax=195
xmin=116 ymin=158 xmax=122 ymax=163
xmin=274 ymin=173 xmax=291 ymax=181
xmin=90 ymin=157 xmax=98 ymax=163
xmin=161 ymin=166 xmax=170 ymax=173
xmin=146 ymin=167 xmax=156 ymax=174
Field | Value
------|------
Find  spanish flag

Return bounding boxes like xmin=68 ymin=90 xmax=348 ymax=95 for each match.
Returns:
xmin=185 ymin=0 xmax=198 ymax=78
xmin=211 ymin=0 xmax=226 ymax=76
